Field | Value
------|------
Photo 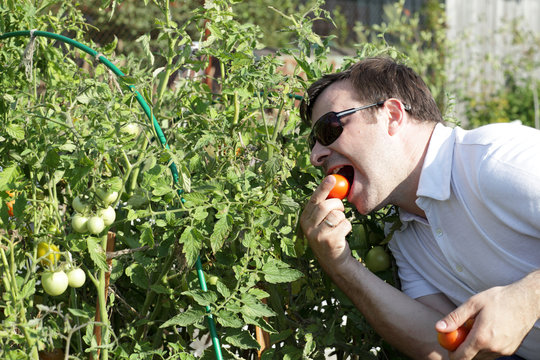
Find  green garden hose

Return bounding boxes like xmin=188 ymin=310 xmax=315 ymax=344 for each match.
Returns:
xmin=0 ymin=30 xmax=224 ymax=360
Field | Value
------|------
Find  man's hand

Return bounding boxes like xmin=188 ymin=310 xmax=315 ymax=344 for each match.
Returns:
xmin=300 ymin=175 xmax=353 ymax=273
xmin=435 ymin=272 xmax=540 ymax=360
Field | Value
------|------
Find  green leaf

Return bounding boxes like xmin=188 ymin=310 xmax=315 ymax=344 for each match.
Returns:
xmin=17 ymin=278 xmax=35 ymax=301
xmin=182 ymin=290 xmax=217 ymax=307
xmin=137 ymin=223 xmax=154 ymax=247
xmin=240 ymin=302 xmax=276 ymax=318
xmin=160 ymin=308 xmax=206 ymax=328
xmin=262 ymin=259 xmax=303 ymax=284
xmin=68 ymin=308 xmax=91 ymax=319
xmin=87 ymin=237 xmax=108 ymax=272
xmin=242 ymin=314 xmax=276 ymax=333
xmin=125 ymin=263 xmax=149 ymax=289
xmin=215 ymin=281 xmax=231 ymax=298
xmin=210 ymin=214 xmax=230 ymax=253
xmin=224 ymin=328 xmax=260 ymax=350
xmin=6 ymin=124 xmax=24 ymax=140
xmin=43 ymin=148 xmax=60 ymax=168
xmin=0 ymin=166 xmax=18 ymax=190
xmin=216 ymin=310 xmax=243 ymax=328
xmin=179 ymin=227 xmax=202 ymax=267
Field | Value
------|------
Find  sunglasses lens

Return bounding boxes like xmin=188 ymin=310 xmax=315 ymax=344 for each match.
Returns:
xmin=310 ymin=113 xmax=343 ymax=149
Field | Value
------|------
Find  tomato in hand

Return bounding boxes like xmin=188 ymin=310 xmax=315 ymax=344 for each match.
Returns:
xmin=41 ymin=270 xmax=69 ymax=296
xmin=437 ymin=319 xmax=474 ymax=351
xmin=365 ymin=246 xmax=391 ymax=273
xmin=327 ymin=174 xmax=350 ymax=200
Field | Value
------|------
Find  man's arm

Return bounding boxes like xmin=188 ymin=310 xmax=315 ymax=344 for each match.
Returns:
xmin=300 ymin=176 xmax=450 ymax=359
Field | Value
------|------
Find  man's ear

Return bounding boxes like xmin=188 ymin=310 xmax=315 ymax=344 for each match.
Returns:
xmin=385 ymin=98 xmax=407 ymax=136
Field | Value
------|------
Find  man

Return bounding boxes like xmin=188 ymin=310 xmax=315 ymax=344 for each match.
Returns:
xmin=299 ymin=57 xmax=540 ymax=360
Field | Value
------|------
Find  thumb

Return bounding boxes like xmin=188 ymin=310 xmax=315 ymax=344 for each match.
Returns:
xmin=436 ymin=302 xmax=477 ymax=333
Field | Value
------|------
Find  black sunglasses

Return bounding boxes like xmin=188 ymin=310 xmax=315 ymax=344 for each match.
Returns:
xmin=308 ymin=100 xmax=411 ymax=149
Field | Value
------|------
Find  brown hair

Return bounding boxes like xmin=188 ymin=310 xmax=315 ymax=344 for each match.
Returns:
xmin=300 ymin=57 xmax=443 ymax=124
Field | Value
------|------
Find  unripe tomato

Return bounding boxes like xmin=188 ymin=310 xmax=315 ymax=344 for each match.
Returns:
xmin=48 ymin=225 xmax=62 ymax=236
xmin=97 ymin=206 xmax=116 ymax=226
xmin=207 ymin=275 xmax=219 ymax=286
xmin=86 ymin=216 xmax=105 ymax=235
xmin=37 ymin=242 xmax=61 ymax=268
xmin=437 ymin=319 xmax=474 ymax=351
xmin=120 ymin=123 xmax=141 ymax=137
xmin=41 ymin=270 xmax=69 ymax=296
xmin=71 ymin=214 xmax=88 ymax=233
xmin=96 ymin=188 xmax=118 ymax=206
xmin=365 ymin=246 xmax=391 ymax=273
xmin=67 ymin=268 xmax=86 ymax=288
xmin=327 ymin=174 xmax=350 ymax=200
xmin=72 ymin=195 xmax=89 ymax=214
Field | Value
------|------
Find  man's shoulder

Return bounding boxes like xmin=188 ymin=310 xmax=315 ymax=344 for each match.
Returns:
xmin=455 ymin=121 xmax=540 ymax=146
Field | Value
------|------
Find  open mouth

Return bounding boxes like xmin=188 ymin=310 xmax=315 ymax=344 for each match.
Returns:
xmin=331 ymin=165 xmax=354 ymax=187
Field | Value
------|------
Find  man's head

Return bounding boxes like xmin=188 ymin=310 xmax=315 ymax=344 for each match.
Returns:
xmin=301 ymin=57 xmax=440 ymax=215
xmin=300 ymin=57 xmax=443 ymax=126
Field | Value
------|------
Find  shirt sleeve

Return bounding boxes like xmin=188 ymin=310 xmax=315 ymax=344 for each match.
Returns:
xmin=388 ymin=235 xmax=441 ymax=300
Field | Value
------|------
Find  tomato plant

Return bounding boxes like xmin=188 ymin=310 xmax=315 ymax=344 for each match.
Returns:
xmin=0 ymin=0 xmax=436 ymax=359
xmin=41 ymin=271 xmax=69 ymax=296
xmin=327 ymin=174 xmax=350 ymax=200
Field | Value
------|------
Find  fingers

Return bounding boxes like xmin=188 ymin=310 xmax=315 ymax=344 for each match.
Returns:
xmin=301 ymin=175 xmax=346 ymax=233
xmin=436 ymin=300 xmax=479 ymax=333
xmin=311 ymin=175 xmax=337 ymax=204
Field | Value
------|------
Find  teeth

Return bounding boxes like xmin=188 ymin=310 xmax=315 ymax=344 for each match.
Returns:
xmin=332 ymin=167 xmax=342 ymax=174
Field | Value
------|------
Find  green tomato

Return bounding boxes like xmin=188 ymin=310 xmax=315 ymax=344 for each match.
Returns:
xmin=365 ymin=246 xmax=391 ymax=273
xmin=71 ymin=214 xmax=88 ymax=233
xmin=96 ymin=188 xmax=119 ymax=206
xmin=207 ymin=276 xmax=219 ymax=286
xmin=97 ymin=206 xmax=116 ymax=226
xmin=41 ymin=270 xmax=69 ymax=296
xmin=120 ymin=123 xmax=141 ymax=137
xmin=72 ymin=195 xmax=89 ymax=214
xmin=87 ymin=216 xmax=105 ymax=235
xmin=67 ymin=268 xmax=86 ymax=288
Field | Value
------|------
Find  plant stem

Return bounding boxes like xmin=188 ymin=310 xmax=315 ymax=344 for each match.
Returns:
xmin=97 ymin=234 xmax=110 ymax=360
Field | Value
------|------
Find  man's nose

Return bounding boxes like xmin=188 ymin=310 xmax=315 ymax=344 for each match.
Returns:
xmin=310 ymin=142 xmax=330 ymax=166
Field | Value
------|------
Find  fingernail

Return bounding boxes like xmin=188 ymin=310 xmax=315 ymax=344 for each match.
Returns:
xmin=436 ymin=320 xmax=447 ymax=330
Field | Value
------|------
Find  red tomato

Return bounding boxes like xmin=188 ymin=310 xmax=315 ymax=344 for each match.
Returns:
xmin=437 ymin=320 xmax=473 ymax=351
xmin=327 ymin=174 xmax=349 ymax=200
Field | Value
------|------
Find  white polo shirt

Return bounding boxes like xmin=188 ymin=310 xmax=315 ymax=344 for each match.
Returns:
xmin=388 ymin=122 xmax=540 ymax=359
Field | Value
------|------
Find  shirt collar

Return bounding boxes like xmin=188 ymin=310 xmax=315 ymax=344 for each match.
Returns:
xmin=416 ymin=123 xmax=456 ymax=201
